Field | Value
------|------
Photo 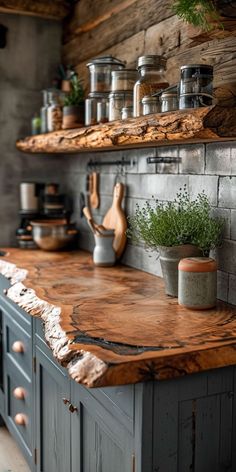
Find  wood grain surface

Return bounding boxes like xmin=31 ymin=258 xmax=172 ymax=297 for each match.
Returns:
xmin=0 ymin=0 xmax=71 ymax=20
xmin=16 ymin=106 xmax=236 ymax=154
xmin=1 ymin=249 xmax=236 ymax=388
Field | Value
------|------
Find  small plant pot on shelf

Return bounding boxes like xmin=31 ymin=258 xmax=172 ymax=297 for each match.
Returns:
xmin=62 ymin=104 xmax=85 ymax=129
xmin=158 ymin=244 xmax=202 ymax=297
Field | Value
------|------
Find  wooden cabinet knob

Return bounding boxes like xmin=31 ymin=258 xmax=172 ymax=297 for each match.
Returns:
xmin=13 ymin=387 xmax=26 ymax=400
xmin=12 ymin=341 xmax=25 ymax=353
xmin=62 ymin=398 xmax=78 ymax=413
xmin=14 ymin=413 xmax=27 ymax=426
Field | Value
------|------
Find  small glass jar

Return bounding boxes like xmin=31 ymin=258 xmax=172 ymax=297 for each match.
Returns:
xmin=47 ymin=92 xmax=63 ymax=132
xmin=85 ymin=92 xmax=109 ymax=126
xmin=97 ymin=100 xmax=109 ymax=124
xmin=108 ymin=91 xmax=133 ymax=121
xmin=87 ymin=56 xmax=125 ymax=93
xmin=40 ymin=90 xmax=48 ymax=133
xmin=133 ymin=55 xmax=169 ymax=117
xmin=111 ymin=69 xmax=137 ymax=92
xmin=142 ymin=96 xmax=160 ymax=115
xmin=121 ymin=106 xmax=133 ymax=120
xmin=161 ymin=91 xmax=178 ymax=112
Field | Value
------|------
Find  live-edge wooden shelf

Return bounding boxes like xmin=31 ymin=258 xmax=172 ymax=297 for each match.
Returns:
xmin=16 ymin=105 xmax=236 ymax=154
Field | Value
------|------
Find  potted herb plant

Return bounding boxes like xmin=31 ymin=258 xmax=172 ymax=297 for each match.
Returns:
xmin=127 ymin=186 xmax=224 ymax=297
xmin=62 ymin=75 xmax=85 ymax=129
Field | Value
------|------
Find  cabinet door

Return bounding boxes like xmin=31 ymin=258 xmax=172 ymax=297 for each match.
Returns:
xmin=36 ymin=346 xmax=71 ymax=472
xmin=71 ymin=381 xmax=134 ymax=472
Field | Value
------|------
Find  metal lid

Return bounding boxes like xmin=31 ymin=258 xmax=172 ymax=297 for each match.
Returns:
xmin=88 ymin=92 xmax=110 ymax=99
xmin=180 ymin=64 xmax=213 ymax=71
xmin=87 ymin=55 xmax=125 ymax=67
xmin=109 ymin=91 xmax=133 ymax=98
xmin=142 ymin=95 xmax=159 ymax=104
xmin=137 ymin=55 xmax=166 ymax=69
xmin=111 ymin=69 xmax=137 ymax=77
xmin=160 ymin=91 xmax=178 ymax=99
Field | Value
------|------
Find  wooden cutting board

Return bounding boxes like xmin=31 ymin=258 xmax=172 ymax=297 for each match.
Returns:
xmin=102 ymin=182 xmax=127 ymax=259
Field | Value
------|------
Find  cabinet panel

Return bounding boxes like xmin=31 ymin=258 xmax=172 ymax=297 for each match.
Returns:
xmin=36 ymin=346 xmax=71 ymax=472
xmin=71 ymin=382 xmax=134 ymax=472
xmin=0 ymin=308 xmax=5 ymax=418
xmin=4 ymin=311 xmax=32 ymax=379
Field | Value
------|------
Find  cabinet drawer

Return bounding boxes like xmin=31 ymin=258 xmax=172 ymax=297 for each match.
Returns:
xmin=4 ymin=312 xmax=32 ymax=380
xmin=5 ymin=359 xmax=32 ymax=453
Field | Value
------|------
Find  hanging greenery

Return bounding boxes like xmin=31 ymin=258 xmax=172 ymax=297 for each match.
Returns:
xmin=172 ymin=0 xmax=222 ymax=31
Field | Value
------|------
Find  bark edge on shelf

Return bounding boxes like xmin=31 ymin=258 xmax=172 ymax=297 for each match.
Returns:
xmin=16 ymin=105 xmax=236 ymax=154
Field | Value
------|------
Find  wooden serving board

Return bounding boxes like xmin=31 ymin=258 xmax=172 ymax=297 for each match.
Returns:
xmin=102 ymin=182 xmax=127 ymax=259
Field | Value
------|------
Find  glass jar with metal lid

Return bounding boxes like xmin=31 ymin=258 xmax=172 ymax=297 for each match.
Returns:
xmin=133 ymin=55 xmax=169 ymax=117
xmin=179 ymin=64 xmax=213 ymax=109
xmin=85 ymin=92 xmax=109 ymax=126
xmin=160 ymin=90 xmax=178 ymax=112
xmin=108 ymin=91 xmax=133 ymax=121
xmin=87 ymin=56 xmax=125 ymax=93
xmin=111 ymin=69 xmax=138 ymax=92
xmin=142 ymin=96 xmax=160 ymax=115
xmin=121 ymin=106 xmax=133 ymax=120
xmin=47 ymin=91 xmax=63 ymax=132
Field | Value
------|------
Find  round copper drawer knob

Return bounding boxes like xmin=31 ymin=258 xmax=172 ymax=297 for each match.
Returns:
xmin=13 ymin=387 xmax=26 ymax=400
xmin=14 ymin=413 xmax=27 ymax=426
xmin=12 ymin=341 xmax=25 ymax=353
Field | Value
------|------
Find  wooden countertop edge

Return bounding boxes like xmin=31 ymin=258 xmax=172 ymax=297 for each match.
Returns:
xmin=1 ymin=256 xmax=236 ymax=387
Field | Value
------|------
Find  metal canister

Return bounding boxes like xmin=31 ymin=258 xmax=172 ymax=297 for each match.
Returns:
xmin=178 ymin=257 xmax=217 ymax=309
xmin=142 ymin=95 xmax=160 ymax=115
xmin=160 ymin=91 xmax=178 ymax=112
xmin=179 ymin=64 xmax=213 ymax=109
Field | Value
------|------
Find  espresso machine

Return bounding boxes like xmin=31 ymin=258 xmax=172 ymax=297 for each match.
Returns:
xmin=16 ymin=182 xmax=71 ymax=248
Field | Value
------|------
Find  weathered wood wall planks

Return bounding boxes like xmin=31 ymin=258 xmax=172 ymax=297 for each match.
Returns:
xmin=0 ymin=0 xmax=71 ymax=20
xmin=62 ymin=0 xmax=236 ymax=96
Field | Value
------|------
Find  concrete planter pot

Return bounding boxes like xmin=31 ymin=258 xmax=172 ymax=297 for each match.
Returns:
xmin=158 ymin=244 xmax=202 ymax=297
xmin=62 ymin=104 xmax=85 ymax=129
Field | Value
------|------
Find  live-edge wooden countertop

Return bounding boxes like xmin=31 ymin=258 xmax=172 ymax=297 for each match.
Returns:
xmin=1 ymin=248 xmax=236 ymax=388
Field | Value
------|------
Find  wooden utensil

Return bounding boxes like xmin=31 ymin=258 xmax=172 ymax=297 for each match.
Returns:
xmin=102 ymin=182 xmax=127 ymax=259
xmin=89 ymin=172 xmax=100 ymax=209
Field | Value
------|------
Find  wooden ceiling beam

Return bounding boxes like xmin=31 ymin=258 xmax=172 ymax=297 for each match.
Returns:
xmin=0 ymin=0 xmax=72 ymax=20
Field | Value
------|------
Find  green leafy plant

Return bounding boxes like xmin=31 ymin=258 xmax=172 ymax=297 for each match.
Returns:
xmin=127 ymin=186 xmax=224 ymax=254
xmin=172 ymin=0 xmax=222 ymax=31
xmin=64 ymin=75 xmax=84 ymax=106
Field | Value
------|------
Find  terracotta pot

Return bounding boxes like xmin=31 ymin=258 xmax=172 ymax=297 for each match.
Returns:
xmin=62 ymin=104 xmax=85 ymax=129
xmin=158 ymin=244 xmax=202 ymax=298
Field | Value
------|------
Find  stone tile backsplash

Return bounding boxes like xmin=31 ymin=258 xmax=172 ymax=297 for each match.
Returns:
xmin=63 ymin=142 xmax=236 ymax=305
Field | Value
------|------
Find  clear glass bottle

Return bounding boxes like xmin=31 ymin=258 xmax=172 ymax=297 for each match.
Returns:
xmin=111 ymin=69 xmax=137 ymax=92
xmin=85 ymin=92 xmax=109 ymax=126
xmin=47 ymin=92 xmax=62 ymax=132
xmin=133 ymin=55 xmax=169 ymax=117
xmin=108 ymin=91 xmax=133 ymax=121
xmin=87 ymin=56 xmax=125 ymax=93
xmin=142 ymin=96 xmax=160 ymax=115
xmin=40 ymin=90 xmax=48 ymax=133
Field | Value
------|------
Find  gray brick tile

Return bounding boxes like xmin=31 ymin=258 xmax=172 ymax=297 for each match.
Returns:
xmin=217 ymin=270 xmax=229 ymax=302
xmin=228 ymin=274 xmax=236 ymax=305
xmin=179 ymin=144 xmax=205 ymax=175
xmin=211 ymin=208 xmax=230 ymax=239
xmin=216 ymin=239 xmax=236 ymax=275
xmin=123 ymin=148 xmax=156 ymax=174
xmin=205 ymin=143 xmax=231 ymax=175
xmin=156 ymin=147 xmax=179 ymax=174
xmin=189 ymin=175 xmax=218 ymax=205
xmin=231 ymin=210 xmax=236 ymax=240
xmin=218 ymin=177 xmax=236 ymax=209
xmin=121 ymin=244 xmax=162 ymax=277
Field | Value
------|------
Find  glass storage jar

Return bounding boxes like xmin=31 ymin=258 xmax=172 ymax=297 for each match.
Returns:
xmin=97 ymin=100 xmax=109 ymax=124
xmin=40 ymin=90 xmax=49 ymax=133
xmin=160 ymin=91 xmax=178 ymax=112
xmin=111 ymin=69 xmax=137 ymax=92
xmin=87 ymin=56 xmax=125 ymax=93
xmin=85 ymin=92 xmax=109 ymax=126
xmin=142 ymin=96 xmax=160 ymax=115
xmin=108 ymin=91 xmax=133 ymax=121
xmin=47 ymin=91 xmax=63 ymax=132
xmin=179 ymin=64 xmax=213 ymax=109
xmin=121 ymin=106 xmax=133 ymax=120
xmin=133 ymin=55 xmax=169 ymax=117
